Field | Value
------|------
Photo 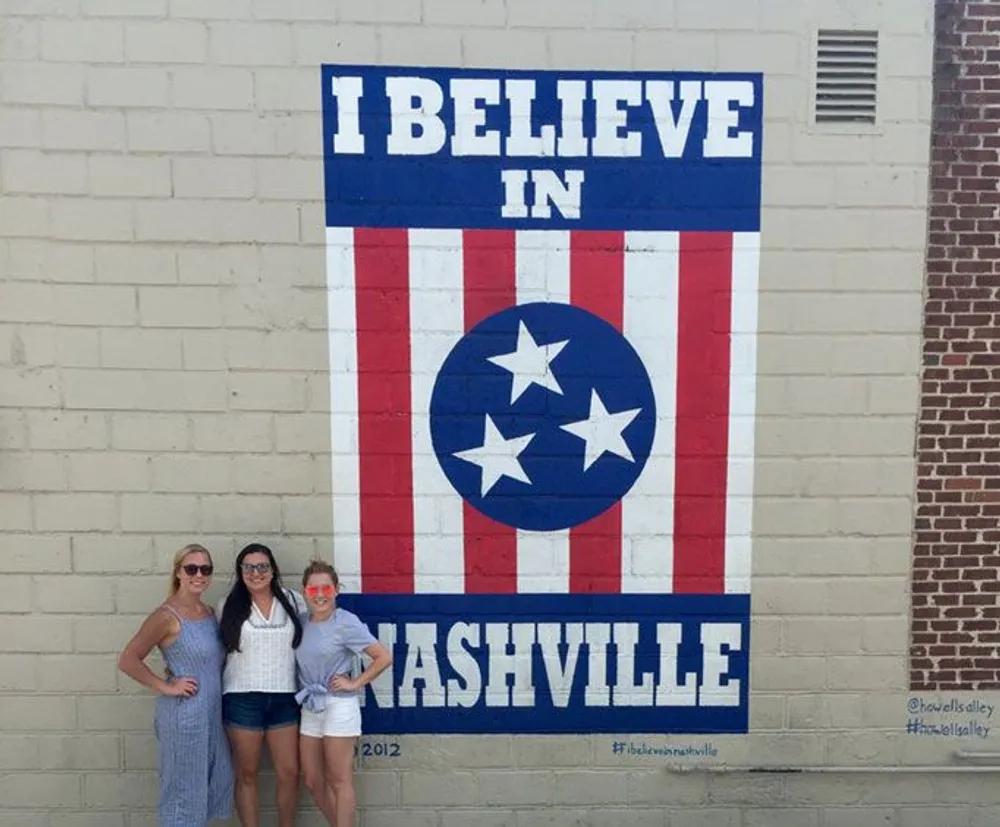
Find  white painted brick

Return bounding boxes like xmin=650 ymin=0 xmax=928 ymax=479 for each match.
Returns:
xmin=0 ymin=773 xmax=81 ymax=808
xmin=79 ymin=695 xmax=154 ymax=731
xmin=338 ymin=0 xmax=419 ymax=23
xmin=115 ymin=576 xmax=168 ymax=613
xmin=0 ymin=63 xmax=84 ymax=105
xmin=51 ymin=198 xmax=132 ymax=242
xmin=293 ymin=24 xmax=378 ymax=64
xmin=0 ymin=107 xmax=41 ymax=147
xmin=121 ymin=493 xmax=198 ymax=531
xmin=86 ymin=66 xmax=168 ymax=107
xmin=33 ymin=574 xmax=114 ymax=616
xmin=379 ymin=27 xmax=463 ymax=65
xmin=256 ymin=158 xmax=322 ymax=200
xmin=252 ymin=0 xmax=335 ymax=19
xmin=551 ymin=31 xmax=635 ymax=69
xmin=172 ymin=156 xmax=254 ymax=198
xmin=36 ymin=652 xmax=117 ymax=692
xmin=53 ymin=285 xmax=136 ymax=326
xmin=90 ymin=155 xmax=171 ymax=199
xmin=123 ymin=731 xmax=157 ymax=770
xmin=827 ymin=578 xmax=907 ymax=616
xmin=68 ymin=452 xmax=149 ymax=492
xmin=0 ymin=195 xmax=50 ymax=236
xmin=179 ymin=330 xmax=231 ymax=370
xmin=127 ymin=111 xmax=211 ymax=152
xmin=231 ymin=455 xmax=312 ymax=494
xmin=0 ymin=281 xmax=53 ymax=322
xmin=42 ymin=20 xmax=123 ymax=62
xmin=209 ymin=22 xmax=292 ymax=65
xmin=460 ymin=30 xmax=548 ymax=69
xmin=228 ymin=372 xmax=308 ymax=411
xmin=0 ymin=452 xmax=68 ymax=492
xmin=834 ymin=498 xmax=914 ymax=537
xmin=191 ymin=413 xmax=272 ymax=452
xmin=0 ymin=535 xmax=71 ymax=574
xmin=0 ymin=575 xmax=32 ymax=612
xmin=505 ymin=0 xmax=583 ymax=27
xmin=258 ymin=245 xmax=324 ymax=287
xmin=83 ymin=771 xmax=159 ymax=809
xmin=102 ymin=329 xmax=182 ymax=370
xmin=275 ymin=413 xmax=326 ymax=453
xmin=0 ymin=18 xmax=40 ymax=60
xmin=42 ymin=110 xmax=126 ymax=151
xmin=1 ymin=493 xmax=30 ymax=531
xmin=0 ymin=735 xmax=40 ymax=769
xmin=28 ymin=412 xmax=107 ymax=449
xmin=151 ymin=455 xmax=229 ymax=492
xmin=3 ymin=238 xmax=95 ymax=282
xmin=171 ymin=66 xmax=253 ymax=109
xmin=177 ymin=244 xmax=257 ymax=284
xmin=677 ymin=0 xmax=759 ymax=29
xmin=1 ymin=366 xmax=61 ymax=407
xmin=140 ymin=370 xmax=228 ymax=411
xmin=73 ymin=535 xmax=155 ymax=574
xmin=1 ymin=616 xmax=74 ymax=654
xmin=2 ymin=149 xmax=88 ymax=195
xmin=35 ymin=493 xmax=118 ymax=531
xmin=74 ymin=615 xmax=146 ymax=653
xmin=199 ymin=494 xmax=281 ymax=533
xmin=125 ymin=20 xmax=207 ymax=62
xmin=135 ymin=200 xmax=299 ymax=243
xmin=669 ymin=811 xmax=741 ymax=827
xmin=84 ymin=0 xmax=165 ymax=16
xmin=254 ymin=67 xmax=322 ymax=112
xmin=282 ymin=496 xmax=332 ymax=534
xmin=94 ymin=244 xmax=177 ymax=284
xmin=111 ymin=413 xmax=187 ymax=451
xmin=138 ymin=285 xmax=224 ymax=329
xmin=0 ymin=410 xmax=27 ymax=450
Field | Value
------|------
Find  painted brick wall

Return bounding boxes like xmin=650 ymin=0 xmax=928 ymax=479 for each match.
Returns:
xmin=4 ymin=1 xmax=992 ymax=826
xmin=911 ymin=0 xmax=1000 ymax=692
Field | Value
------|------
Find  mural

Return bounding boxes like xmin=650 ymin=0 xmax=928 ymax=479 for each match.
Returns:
xmin=321 ymin=65 xmax=762 ymax=733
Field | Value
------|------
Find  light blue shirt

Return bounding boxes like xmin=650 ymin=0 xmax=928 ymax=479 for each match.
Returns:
xmin=294 ymin=608 xmax=376 ymax=712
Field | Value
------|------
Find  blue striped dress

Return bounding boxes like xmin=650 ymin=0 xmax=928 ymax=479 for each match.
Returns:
xmin=155 ymin=605 xmax=234 ymax=826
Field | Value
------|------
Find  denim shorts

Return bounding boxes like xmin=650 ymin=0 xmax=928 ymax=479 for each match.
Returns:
xmin=222 ymin=692 xmax=300 ymax=731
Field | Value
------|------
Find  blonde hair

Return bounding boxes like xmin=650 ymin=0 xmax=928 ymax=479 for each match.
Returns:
xmin=168 ymin=544 xmax=212 ymax=597
xmin=302 ymin=557 xmax=339 ymax=588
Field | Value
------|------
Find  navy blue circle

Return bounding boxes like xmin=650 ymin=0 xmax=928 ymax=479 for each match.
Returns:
xmin=429 ymin=302 xmax=656 ymax=531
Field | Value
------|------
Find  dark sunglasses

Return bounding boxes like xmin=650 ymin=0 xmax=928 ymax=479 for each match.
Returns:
xmin=181 ymin=564 xmax=213 ymax=577
xmin=241 ymin=562 xmax=272 ymax=575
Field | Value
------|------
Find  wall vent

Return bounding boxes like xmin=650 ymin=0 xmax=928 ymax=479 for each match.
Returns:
xmin=814 ymin=30 xmax=879 ymax=124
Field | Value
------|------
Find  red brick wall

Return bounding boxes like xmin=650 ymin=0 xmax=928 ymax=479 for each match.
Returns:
xmin=911 ymin=0 xmax=1000 ymax=691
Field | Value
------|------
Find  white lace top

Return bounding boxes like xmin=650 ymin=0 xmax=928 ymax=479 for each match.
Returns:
xmin=218 ymin=589 xmax=306 ymax=694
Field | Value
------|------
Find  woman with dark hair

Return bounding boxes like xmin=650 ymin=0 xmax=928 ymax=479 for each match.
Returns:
xmin=217 ymin=543 xmax=305 ymax=827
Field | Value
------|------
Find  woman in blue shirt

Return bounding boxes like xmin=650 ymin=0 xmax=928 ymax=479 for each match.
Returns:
xmin=294 ymin=558 xmax=392 ymax=827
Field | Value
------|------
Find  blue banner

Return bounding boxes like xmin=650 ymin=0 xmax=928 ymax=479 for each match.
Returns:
xmin=320 ymin=65 xmax=763 ymax=231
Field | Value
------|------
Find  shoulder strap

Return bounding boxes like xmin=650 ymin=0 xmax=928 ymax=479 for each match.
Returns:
xmin=159 ymin=603 xmax=183 ymax=623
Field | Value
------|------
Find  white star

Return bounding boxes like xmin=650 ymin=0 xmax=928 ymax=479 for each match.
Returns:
xmin=560 ymin=390 xmax=642 ymax=472
xmin=487 ymin=321 xmax=569 ymax=405
xmin=453 ymin=415 xmax=536 ymax=497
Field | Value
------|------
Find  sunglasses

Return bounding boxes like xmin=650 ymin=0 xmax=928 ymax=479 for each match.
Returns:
xmin=241 ymin=562 xmax=272 ymax=575
xmin=181 ymin=564 xmax=213 ymax=577
xmin=305 ymin=584 xmax=335 ymax=598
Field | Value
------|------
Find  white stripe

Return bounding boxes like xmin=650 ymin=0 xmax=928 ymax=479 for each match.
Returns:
xmin=725 ymin=232 xmax=759 ymax=595
xmin=621 ymin=231 xmax=679 ymax=594
xmin=515 ymin=230 xmax=571 ymax=593
xmin=326 ymin=227 xmax=361 ymax=593
xmin=409 ymin=229 xmax=467 ymax=593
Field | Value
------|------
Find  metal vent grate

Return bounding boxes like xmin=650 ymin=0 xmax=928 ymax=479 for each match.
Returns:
xmin=815 ymin=29 xmax=878 ymax=124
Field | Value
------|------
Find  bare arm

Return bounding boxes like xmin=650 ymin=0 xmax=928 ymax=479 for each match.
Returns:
xmin=117 ymin=609 xmax=195 ymax=697
xmin=331 ymin=641 xmax=393 ymax=693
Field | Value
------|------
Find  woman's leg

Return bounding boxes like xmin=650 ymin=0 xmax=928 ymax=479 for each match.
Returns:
xmin=227 ymin=726 xmax=265 ymax=827
xmin=264 ymin=724 xmax=300 ymax=827
xmin=323 ymin=737 xmax=358 ymax=827
xmin=300 ymin=734 xmax=337 ymax=826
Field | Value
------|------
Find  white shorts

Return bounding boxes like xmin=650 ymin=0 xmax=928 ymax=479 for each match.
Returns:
xmin=299 ymin=695 xmax=361 ymax=739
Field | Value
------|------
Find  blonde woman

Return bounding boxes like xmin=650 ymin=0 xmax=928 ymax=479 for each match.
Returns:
xmin=118 ymin=544 xmax=234 ymax=827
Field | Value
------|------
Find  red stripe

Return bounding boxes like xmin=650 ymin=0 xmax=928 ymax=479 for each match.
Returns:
xmin=673 ymin=232 xmax=732 ymax=594
xmin=568 ymin=231 xmax=625 ymax=594
xmin=354 ymin=228 xmax=414 ymax=593
xmin=463 ymin=230 xmax=518 ymax=594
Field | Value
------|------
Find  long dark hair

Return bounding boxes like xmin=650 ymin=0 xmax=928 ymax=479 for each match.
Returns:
xmin=220 ymin=543 xmax=303 ymax=653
